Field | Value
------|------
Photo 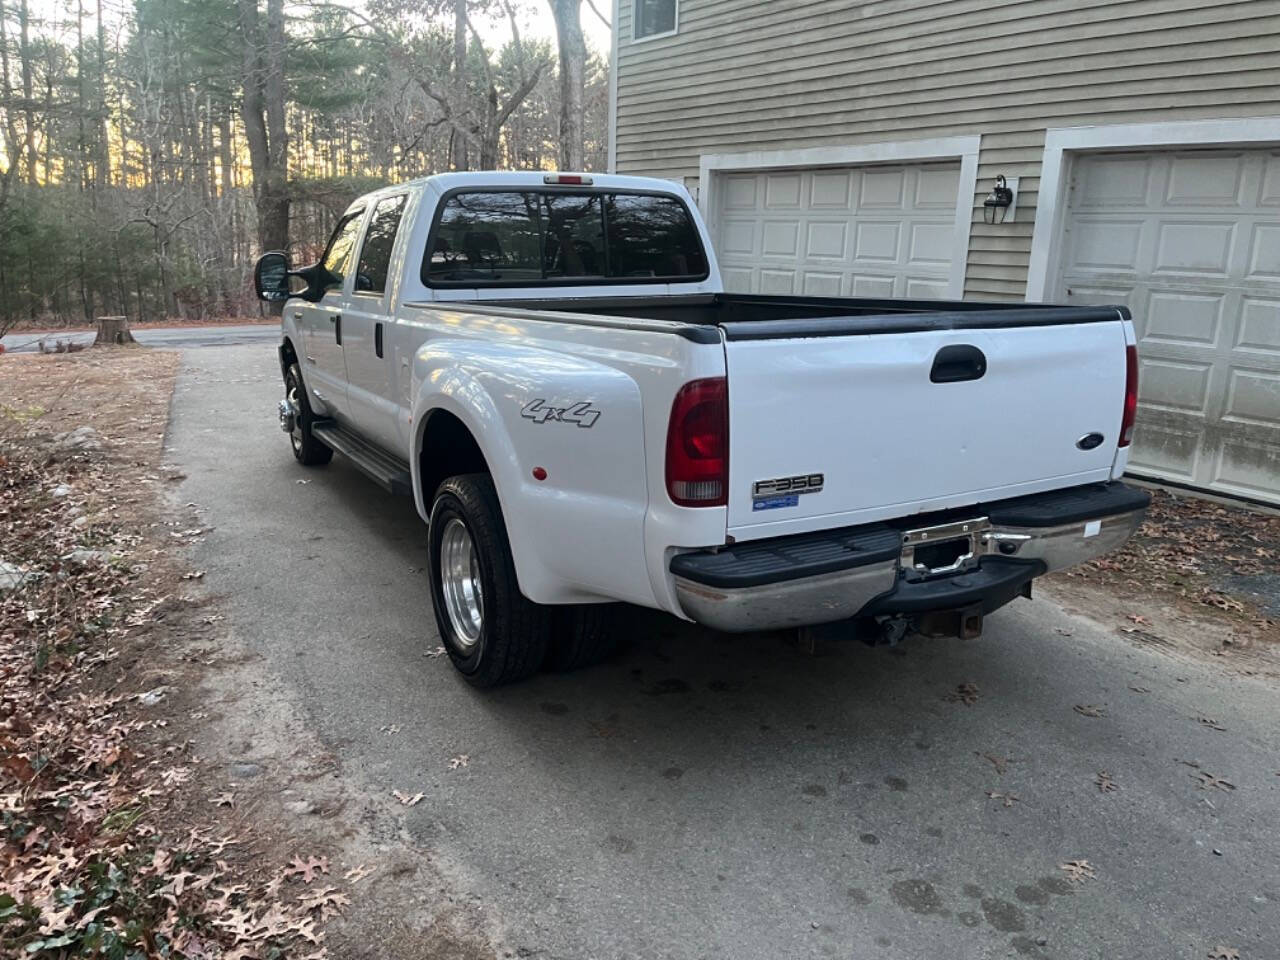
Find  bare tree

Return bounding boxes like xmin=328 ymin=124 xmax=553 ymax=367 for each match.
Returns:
xmin=238 ymin=0 xmax=289 ymax=258
xmin=546 ymin=0 xmax=584 ymax=170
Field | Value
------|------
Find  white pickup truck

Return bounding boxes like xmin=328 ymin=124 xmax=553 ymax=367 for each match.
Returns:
xmin=254 ymin=171 xmax=1149 ymax=687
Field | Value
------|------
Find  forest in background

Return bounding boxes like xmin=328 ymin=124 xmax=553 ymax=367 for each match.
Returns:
xmin=0 ymin=0 xmax=610 ymax=330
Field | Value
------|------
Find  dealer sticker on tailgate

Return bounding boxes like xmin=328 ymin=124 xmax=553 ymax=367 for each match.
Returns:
xmin=752 ymin=494 xmax=801 ymax=512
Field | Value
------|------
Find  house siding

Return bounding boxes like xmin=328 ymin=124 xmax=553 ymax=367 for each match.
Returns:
xmin=612 ymin=0 xmax=1280 ymax=299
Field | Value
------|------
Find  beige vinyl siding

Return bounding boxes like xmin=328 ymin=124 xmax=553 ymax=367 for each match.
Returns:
xmin=613 ymin=0 xmax=1280 ymax=299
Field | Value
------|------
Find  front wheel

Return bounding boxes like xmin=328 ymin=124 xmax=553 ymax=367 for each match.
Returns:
xmin=284 ymin=362 xmax=332 ymax=466
xmin=428 ymin=474 xmax=549 ymax=687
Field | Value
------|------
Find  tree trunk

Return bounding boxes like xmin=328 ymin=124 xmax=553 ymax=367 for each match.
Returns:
xmin=19 ymin=0 xmax=36 ymax=184
xmin=548 ymin=0 xmax=585 ymax=171
xmin=237 ymin=0 xmax=289 ymax=314
xmin=451 ymin=0 xmax=467 ymax=170
xmin=94 ymin=316 xmax=135 ymax=346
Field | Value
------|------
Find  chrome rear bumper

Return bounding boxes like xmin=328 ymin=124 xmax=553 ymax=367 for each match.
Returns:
xmin=671 ymin=484 xmax=1147 ymax=633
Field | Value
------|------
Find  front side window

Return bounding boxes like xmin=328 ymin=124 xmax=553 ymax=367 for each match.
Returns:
xmin=354 ymin=194 xmax=408 ymax=295
xmin=320 ymin=211 xmax=364 ymax=292
xmin=423 ymin=190 xmax=707 ymax=287
xmin=635 ymin=0 xmax=676 ymax=39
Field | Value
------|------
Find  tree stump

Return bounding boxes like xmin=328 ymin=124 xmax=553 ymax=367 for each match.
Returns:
xmin=93 ymin=316 xmax=136 ymax=346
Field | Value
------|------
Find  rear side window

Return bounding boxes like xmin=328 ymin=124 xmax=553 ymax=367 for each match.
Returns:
xmin=320 ymin=211 xmax=364 ymax=292
xmin=606 ymin=194 xmax=706 ymax=280
xmin=423 ymin=190 xmax=708 ymax=287
xmin=354 ymin=194 xmax=407 ymax=295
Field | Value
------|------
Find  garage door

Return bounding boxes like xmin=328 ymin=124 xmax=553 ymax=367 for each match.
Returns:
xmin=1060 ymin=149 xmax=1280 ymax=504
xmin=714 ymin=163 xmax=961 ymax=299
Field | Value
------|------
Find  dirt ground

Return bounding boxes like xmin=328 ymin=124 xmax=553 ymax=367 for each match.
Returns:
xmin=0 ymin=349 xmax=499 ymax=958
xmin=1044 ymin=487 xmax=1280 ymax=680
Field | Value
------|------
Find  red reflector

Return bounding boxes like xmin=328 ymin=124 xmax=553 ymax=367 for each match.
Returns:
xmin=666 ymin=378 xmax=728 ymax=507
xmin=1119 ymin=344 xmax=1138 ymax=448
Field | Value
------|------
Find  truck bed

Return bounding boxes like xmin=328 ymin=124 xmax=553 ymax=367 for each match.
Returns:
xmin=481 ymin=292 xmax=1130 ymax=339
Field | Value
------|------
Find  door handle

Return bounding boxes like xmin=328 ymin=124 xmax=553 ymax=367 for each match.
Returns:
xmin=333 ymin=313 xmax=342 ymax=346
xmin=930 ymin=344 xmax=987 ymax=383
xmin=375 ymin=322 xmax=384 ymax=359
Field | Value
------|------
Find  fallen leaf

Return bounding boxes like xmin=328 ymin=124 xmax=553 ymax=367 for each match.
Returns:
xmin=424 ymin=646 xmax=447 ymax=659
xmin=1095 ymin=771 xmax=1117 ymax=793
xmin=1074 ymin=704 xmax=1107 ymax=718
xmin=392 ymin=790 xmax=424 ymax=807
xmin=298 ymin=885 xmax=351 ymax=920
xmin=1128 ymin=685 xmax=1151 ymax=694
xmin=448 ymin=754 xmax=470 ymax=770
xmin=1059 ymin=859 xmax=1096 ymax=884
xmin=209 ymin=792 xmax=235 ymax=807
xmin=944 ymin=682 xmax=980 ymax=705
xmin=283 ymin=855 xmax=330 ymax=884
xmin=181 ymin=570 xmax=206 ymax=580
xmin=296 ymin=479 xmax=311 ymax=485
xmin=1197 ymin=716 xmax=1227 ymax=732
xmin=1208 ymin=948 xmax=1240 ymax=960
xmin=985 ymin=790 xmax=1019 ymax=808
xmin=977 ymin=752 xmax=1013 ymax=775
xmin=1193 ymin=772 xmax=1235 ymax=792
xmin=343 ymin=863 xmax=374 ymax=884
xmin=379 ymin=724 xmax=401 ymax=735
xmin=1126 ymin=614 xmax=1150 ymax=625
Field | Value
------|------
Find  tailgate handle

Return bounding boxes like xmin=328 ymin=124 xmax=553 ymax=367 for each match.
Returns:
xmin=931 ymin=344 xmax=987 ymax=383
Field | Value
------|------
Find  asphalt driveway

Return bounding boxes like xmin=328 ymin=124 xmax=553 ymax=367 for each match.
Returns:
xmin=1 ymin=322 xmax=277 ymax=354
xmin=169 ymin=344 xmax=1279 ymax=960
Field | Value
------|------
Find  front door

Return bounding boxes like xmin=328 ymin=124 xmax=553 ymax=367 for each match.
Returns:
xmin=301 ymin=208 xmax=364 ymax=420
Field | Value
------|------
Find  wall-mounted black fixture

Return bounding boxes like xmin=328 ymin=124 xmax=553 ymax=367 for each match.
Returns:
xmin=983 ymin=174 xmax=1017 ymax=224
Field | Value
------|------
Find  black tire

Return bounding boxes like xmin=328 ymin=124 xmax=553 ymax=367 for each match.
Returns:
xmin=545 ymin=604 xmax=622 ymax=672
xmin=285 ymin=362 xmax=332 ymax=466
xmin=428 ymin=474 xmax=549 ymax=687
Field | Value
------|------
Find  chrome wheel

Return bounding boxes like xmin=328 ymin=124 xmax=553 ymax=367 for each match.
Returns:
xmin=286 ymin=377 xmax=303 ymax=454
xmin=440 ymin=518 xmax=484 ymax=649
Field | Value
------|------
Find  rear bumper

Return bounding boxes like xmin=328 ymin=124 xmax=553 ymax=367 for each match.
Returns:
xmin=670 ymin=481 xmax=1149 ymax=632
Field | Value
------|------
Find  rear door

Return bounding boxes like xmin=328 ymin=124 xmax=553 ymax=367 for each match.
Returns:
xmin=722 ymin=318 xmax=1130 ymax=541
xmin=344 ymin=193 xmax=409 ymax=452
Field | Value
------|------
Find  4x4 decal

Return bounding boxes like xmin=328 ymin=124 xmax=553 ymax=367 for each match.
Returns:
xmin=521 ymin=398 xmax=601 ymax=429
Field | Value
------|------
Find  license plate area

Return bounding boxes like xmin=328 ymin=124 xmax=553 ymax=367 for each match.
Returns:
xmin=901 ymin=517 xmax=990 ymax=581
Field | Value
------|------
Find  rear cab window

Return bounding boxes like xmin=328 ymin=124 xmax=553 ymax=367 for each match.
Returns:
xmin=423 ymin=189 xmax=708 ymax=287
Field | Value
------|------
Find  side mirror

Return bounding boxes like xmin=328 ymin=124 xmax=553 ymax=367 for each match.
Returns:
xmin=254 ymin=252 xmax=292 ymax=302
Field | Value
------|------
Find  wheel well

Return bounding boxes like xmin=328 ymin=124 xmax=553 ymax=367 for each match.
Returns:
xmin=280 ymin=337 xmax=298 ymax=377
xmin=418 ymin=410 xmax=489 ymax=503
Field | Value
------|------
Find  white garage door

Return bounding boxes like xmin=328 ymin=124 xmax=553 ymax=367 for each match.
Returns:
xmin=714 ymin=163 xmax=961 ymax=299
xmin=1060 ymin=149 xmax=1280 ymax=504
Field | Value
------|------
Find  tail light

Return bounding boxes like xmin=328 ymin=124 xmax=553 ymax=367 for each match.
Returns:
xmin=1119 ymin=344 xmax=1138 ymax=448
xmin=666 ymin=377 xmax=728 ymax=507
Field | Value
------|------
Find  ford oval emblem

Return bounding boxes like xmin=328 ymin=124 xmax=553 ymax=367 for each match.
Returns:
xmin=1076 ymin=432 xmax=1105 ymax=451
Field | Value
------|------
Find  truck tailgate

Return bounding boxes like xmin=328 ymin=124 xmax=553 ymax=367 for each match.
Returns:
xmin=723 ymin=318 xmax=1129 ymax=541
